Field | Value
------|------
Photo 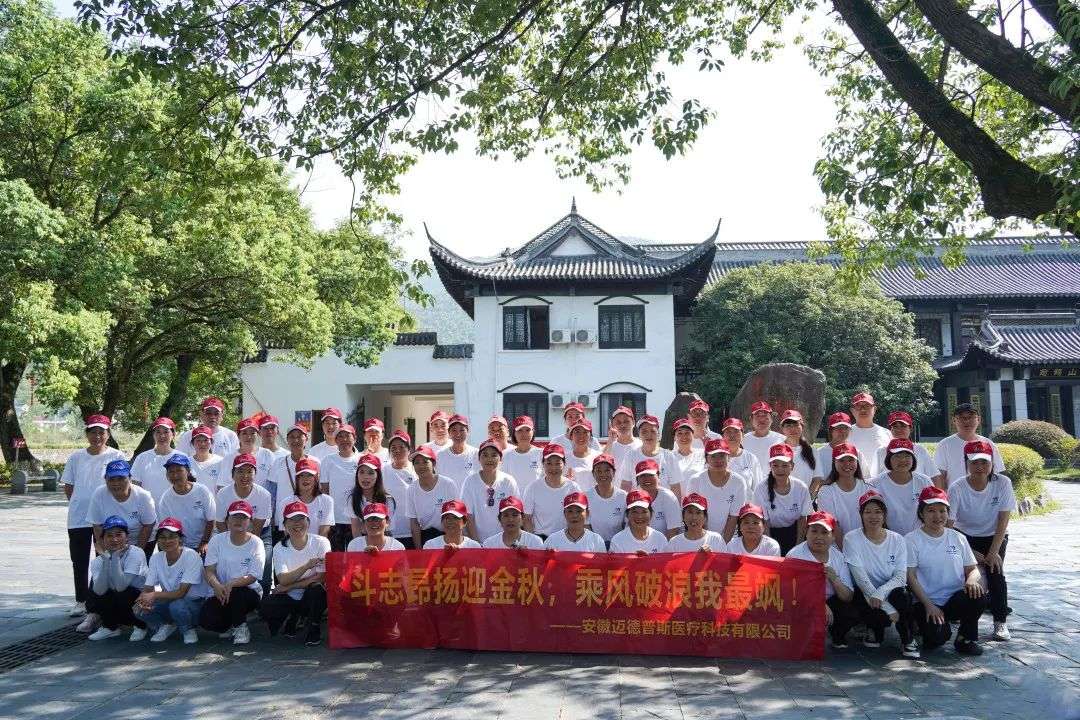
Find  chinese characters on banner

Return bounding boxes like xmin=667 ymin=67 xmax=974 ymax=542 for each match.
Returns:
xmin=326 ymin=550 xmax=825 ymax=660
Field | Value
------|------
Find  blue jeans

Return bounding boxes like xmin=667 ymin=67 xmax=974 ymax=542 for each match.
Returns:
xmin=260 ymin=526 xmax=273 ymax=590
xmin=135 ymin=595 xmax=205 ymax=632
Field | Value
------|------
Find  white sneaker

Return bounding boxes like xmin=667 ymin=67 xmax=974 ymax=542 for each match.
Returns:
xmin=69 ymin=602 xmax=87 ymax=617
xmin=182 ymin=629 xmax=198 ymax=644
xmin=150 ymin=624 xmax=176 ymax=642
xmin=76 ymin=613 xmax=100 ymax=633
xmin=232 ymin=624 xmax=250 ymax=645
xmin=129 ymin=627 xmax=148 ymax=641
xmin=993 ymin=622 xmax=1011 ymax=641
xmin=218 ymin=627 xmax=235 ymax=639
xmin=88 ymin=627 xmax=122 ymax=641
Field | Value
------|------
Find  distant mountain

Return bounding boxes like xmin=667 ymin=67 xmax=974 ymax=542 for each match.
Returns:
xmin=402 ymin=274 xmax=474 ymax=343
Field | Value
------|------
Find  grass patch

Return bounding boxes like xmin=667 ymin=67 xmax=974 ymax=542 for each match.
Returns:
xmin=1039 ymin=466 xmax=1080 ymax=482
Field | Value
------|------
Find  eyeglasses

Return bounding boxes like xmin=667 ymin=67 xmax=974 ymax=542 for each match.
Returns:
xmin=487 ymin=486 xmax=495 ymax=507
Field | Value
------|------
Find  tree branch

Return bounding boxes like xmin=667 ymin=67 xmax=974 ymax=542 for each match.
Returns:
xmin=1027 ymin=0 xmax=1080 ymax=56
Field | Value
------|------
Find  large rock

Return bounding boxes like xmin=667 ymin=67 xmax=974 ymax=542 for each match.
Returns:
xmin=660 ymin=392 xmax=703 ymax=448
xmin=729 ymin=364 xmax=826 ymax=442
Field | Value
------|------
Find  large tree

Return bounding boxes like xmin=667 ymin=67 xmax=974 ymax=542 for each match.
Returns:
xmin=74 ymin=0 xmax=1079 ymax=249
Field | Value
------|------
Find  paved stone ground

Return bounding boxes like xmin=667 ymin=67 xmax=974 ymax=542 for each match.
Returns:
xmin=1 ymin=482 xmax=1079 ymax=720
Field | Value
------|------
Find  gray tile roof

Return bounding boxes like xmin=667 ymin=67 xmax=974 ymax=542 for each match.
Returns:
xmin=394 ymin=332 xmax=438 ymax=346
xmin=432 ymin=344 xmax=474 ymax=359
xmin=936 ymin=313 xmax=1080 ymax=369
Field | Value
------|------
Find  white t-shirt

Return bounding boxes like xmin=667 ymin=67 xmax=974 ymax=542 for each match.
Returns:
xmin=308 ymin=441 xmax=338 ymax=462
xmin=689 ymin=430 xmax=722 ymax=450
xmin=131 ymin=448 xmax=186 ymax=505
xmin=405 ymin=475 xmax=460 ymax=531
xmin=62 ymin=447 xmax=126 ymax=529
xmin=320 ymin=452 xmax=360 ymax=524
xmin=617 ymin=447 xmax=684 ymax=491
xmin=646 ymin=487 xmax=682 ymax=534
xmin=741 ymin=431 xmax=785 ymax=474
xmin=726 ymin=535 xmax=782 ymax=557
xmin=934 ymin=434 xmax=1005 ymax=484
xmin=205 ymin=532 xmax=266 ymax=596
xmin=215 ymin=448 xmax=263 ymax=490
xmin=86 ymin=484 xmax=157 ymax=541
xmin=176 ymin=425 xmax=238 ymax=458
xmin=842 ymin=528 xmax=908 ymax=590
xmin=145 ymin=547 xmax=211 ymax=598
xmin=347 ymin=535 xmax=406 ymax=552
xmin=190 ymin=453 xmax=224 ymax=488
xmin=784 ymin=444 xmax=818 ymax=487
xmin=158 ymin=483 xmax=216 ymax=548
xmin=585 ymin=487 xmax=627 ymax=541
xmin=435 ymin=444 xmax=479 ymax=486
xmin=551 ymin=432 xmax=602 ymax=456
xmin=523 ymin=479 xmax=582 ymax=536
xmin=948 ymin=475 xmax=1017 ymax=537
xmin=565 ymin=449 xmax=601 ymax=492
xmin=870 ymin=471 xmax=935 ymax=536
xmin=906 ymin=527 xmax=977 ymax=606
xmin=727 ymin=449 xmax=764 ymax=493
xmin=482 ymin=531 xmax=546 ymax=549
xmin=213 ymin=483 xmax=272 ymax=524
xmin=423 ymin=535 xmax=482 ymax=550
xmin=605 ymin=437 xmax=643 ymax=475
xmin=500 ymin=446 xmax=543 ymax=490
xmin=544 ymin=529 xmax=607 ymax=552
xmin=275 ymin=493 xmax=334 ymax=531
xmin=381 ymin=464 xmax=415 ymax=538
xmin=266 ymin=453 xmax=316 ymax=492
xmin=609 ymin=526 xmax=668 ymax=554
xmin=674 ymin=449 xmax=705 ymax=480
xmin=815 ymin=445 xmax=871 ymax=482
xmin=459 ymin=472 xmax=520 ymax=541
xmin=421 ymin=438 xmax=453 ymax=453
xmin=255 ymin=446 xmax=289 ymax=491
xmin=848 ymin=424 xmax=892 ymax=477
xmin=90 ymin=546 xmax=148 ymax=589
xmin=687 ymin=471 xmax=747 ymax=532
xmin=752 ymin=478 xmax=812 ymax=529
xmin=273 ymin=534 xmax=331 ymax=600
xmin=786 ymin=542 xmax=852 ymax=599
xmin=815 ymin=479 xmax=870 ymax=540
xmin=875 ymin=442 xmax=934 ymax=479
xmin=666 ymin=530 xmax=726 ymax=553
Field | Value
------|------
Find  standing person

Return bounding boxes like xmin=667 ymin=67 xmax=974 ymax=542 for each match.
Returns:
xmin=188 ymin=425 xmax=224 ymax=490
xmin=544 ymin=493 xmax=607 ymax=551
xmin=344 ymin=453 xmax=398 ymax=548
xmin=632 ymin=459 xmax=682 ymax=539
xmin=872 ymin=439 xmax=935 ymax=536
xmin=130 ymin=417 xmax=183 ymax=506
xmin=672 ymin=418 xmax=705 ymax=479
xmin=875 ymin=411 xmax=935 ymax=487
xmin=687 ymin=399 xmax=721 ymax=449
xmin=721 ymin=418 xmax=764 ymax=493
xmin=948 ymin=440 xmax=1016 ymax=642
xmin=423 ymin=501 xmax=482 ymax=549
xmin=786 ymin=512 xmax=858 ymax=649
xmin=906 ymin=486 xmax=988 ymax=656
xmin=551 ymin=402 xmax=602 ymax=455
xmin=486 ymin=415 xmax=511 ymax=453
xmin=256 ymin=415 xmax=289 ymax=504
xmin=815 ymin=444 xmax=869 ymax=547
xmin=157 ymin=454 xmax=215 ymax=554
xmin=62 ymin=414 xmax=125 ymax=617
xmin=618 ymin=415 xmax=684 ymax=498
xmin=564 ymin=419 xmax=601 ymax=491
xmin=584 ymin=454 xmax=626 ymax=545
xmin=726 ymin=504 xmax=782 ymax=557
xmin=601 ymin=405 xmax=642 ymax=471
xmin=382 ymin=430 xmax=416 ymax=546
xmin=217 ymin=418 xmax=261 ymax=490
xmin=405 ymin=446 xmax=460 ymax=548
xmin=686 ymin=439 xmax=746 ymax=542
xmin=843 ymin=490 xmax=918 ymax=657
xmin=666 ymin=494 xmax=726 ymax=552
xmin=436 ymin=414 xmax=479 ymax=487
xmin=199 ymin=500 xmax=265 ymax=645
xmin=81 ymin=517 xmax=149 ymax=641
xmin=778 ymin=410 xmax=817 ymax=487
xmin=752 ymin=444 xmax=812 ymax=555
xmin=812 ymin=413 xmax=869 ymax=497
xmin=275 ymin=457 xmax=334 ymax=537
xmin=308 ymin=408 xmax=345 ymax=461
xmin=501 ymin=416 xmax=543 ymax=490
xmin=848 ymin=392 xmax=892 ymax=477
xmin=460 ymin=439 xmax=520 ymax=542
xmin=523 ymin=444 xmax=582 ymax=540
xmin=319 ymin=424 xmax=359 ymax=552
xmin=361 ymin=418 xmax=392 ymax=462
xmin=609 ymin=490 xmax=668 ymax=554
xmin=87 ymin=460 xmax=157 ymax=561
xmin=483 ymin=497 xmax=545 ymax=549
xmin=214 ymin=454 xmax=272 ymax=538
xmin=133 ymin=518 xmax=210 ymax=644
xmin=932 ymin=403 xmax=1005 ymax=488
xmin=741 ymin=401 xmax=785 ymax=473
xmin=176 ymin=397 xmax=239 ymax=457
xmin=262 ymin=501 xmax=331 ymax=645
xmin=347 ymin=503 xmax=406 ymax=552
xmin=267 ymin=423 xmax=316 ymax=536
xmin=421 ymin=410 xmax=453 ymax=453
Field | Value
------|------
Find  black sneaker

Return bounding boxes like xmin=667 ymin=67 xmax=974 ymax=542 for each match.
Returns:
xmin=832 ymin=638 xmax=849 ymax=649
xmin=282 ymin=615 xmax=299 ymax=638
xmin=304 ymin=625 xmax=321 ymax=646
xmin=902 ymin=640 xmax=921 ymax=658
xmin=954 ymin=638 xmax=983 ymax=656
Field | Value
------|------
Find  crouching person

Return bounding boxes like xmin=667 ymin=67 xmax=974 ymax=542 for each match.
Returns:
xmin=83 ymin=516 xmax=149 ymax=641
xmin=199 ymin=501 xmax=266 ymax=645
xmin=261 ymin=501 xmax=330 ymax=645
xmin=133 ymin=517 xmax=210 ymax=644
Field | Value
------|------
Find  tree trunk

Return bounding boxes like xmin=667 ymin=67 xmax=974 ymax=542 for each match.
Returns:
xmin=0 ymin=361 xmax=39 ymax=466
xmin=129 ymin=353 xmax=196 ymax=459
xmin=1028 ymin=0 xmax=1080 ymax=56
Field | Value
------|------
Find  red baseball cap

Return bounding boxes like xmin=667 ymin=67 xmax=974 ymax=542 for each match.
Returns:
xmin=84 ymin=414 xmax=112 ymax=430
xmin=750 ymin=401 xmax=773 ymax=414
xmin=635 ymin=414 xmax=660 ymax=430
xmin=150 ymin=417 xmax=176 ymax=431
xmin=704 ymin=438 xmax=731 ymax=455
xmin=322 ymin=407 xmax=344 ymax=421
xmin=283 ymin=500 xmax=309 ymax=519
xmin=562 ymin=402 xmax=586 ymax=416
xmin=357 ymin=452 xmax=382 ymax=471
xmin=832 ymin=443 xmax=858 ymax=461
xmin=887 ymin=438 xmax=916 ymax=455
xmin=362 ymin=502 xmax=389 ymax=520
xmin=780 ymin=409 xmax=803 ymax=423
xmin=287 ymin=423 xmax=309 ymax=436
xmin=487 ymin=415 xmax=509 ymax=429
xmin=410 ymin=446 xmax=437 ymax=463
xmin=672 ymin=417 xmax=694 ymax=433
xmin=448 ymin=414 xmax=469 ymax=428
xmin=859 ymin=489 xmax=886 ymax=508
xmin=851 ymin=392 xmax=875 ymax=406
xmin=563 ymin=492 xmax=588 ymax=510
xmin=634 ymin=458 xmax=660 ymax=477
xmin=737 ymin=503 xmax=765 ymax=519
xmin=569 ymin=418 xmax=594 ymax=434
xmin=592 ymin=453 xmax=616 ymax=470
xmin=827 ymin=412 xmax=853 ymax=428
xmin=478 ymin=438 xmax=504 ymax=457
xmin=919 ymin=486 xmax=950 ymax=506
xmin=232 ymin=453 xmax=257 ymax=469
xmin=722 ymin=417 xmax=744 ymax=431
xmin=887 ymin=410 xmax=914 ymax=427
xmin=157 ymin=517 xmax=184 ymax=534
xmin=227 ymin=500 xmax=253 ymax=518
xmin=235 ymin=418 xmax=258 ymax=433
xmin=441 ymin=499 xmax=468 ymax=518
xmin=335 ymin=424 xmax=356 ymax=437
xmin=964 ymin=440 xmax=993 ymax=462
xmin=257 ymin=415 xmax=280 ymax=429
xmin=388 ymin=429 xmax=411 ymax=447
xmin=807 ymin=510 xmax=836 ymax=531
xmin=498 ymin=496 xmax=525 ymax=514
xmin=610 ymin=405 xmax=635 ymax=420
xmin=191 ymin=425 xmax=214 ymax=440
xmin=512 ymin=415 xmax=535 ymax=431
xmin=768 ymin=443 xmax=794 ymax=463
xmin=688 ymin=399 xmax=710 ymax=413
xmin=295 ymin=457 xmax=319 ymax=475
xmin=542 ymin=443 xmax=566 ymax=460
xmin=682 ymin=493 xmax=708 ymax=511
xmin=429 ymin=410 xmax=450 ymax=423
xmin=201 ymin=397 xmax=225 ymax=412
xmin=625 ymin=489 xmax=652 ymax=510
xmin=362 ymin=418 xmax=384 ymax=433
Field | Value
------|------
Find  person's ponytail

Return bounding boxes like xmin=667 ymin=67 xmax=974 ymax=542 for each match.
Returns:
xmin=800 ymin=439 xmax=816 ymax=470
xmin=766 ymin=471 xmax=777 ymax=509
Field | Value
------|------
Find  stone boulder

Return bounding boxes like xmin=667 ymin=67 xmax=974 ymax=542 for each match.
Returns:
xmin=729 ymin=364 xmax=826 ymax=442
xmin=660 ymin=392 xmax=703 ymax=448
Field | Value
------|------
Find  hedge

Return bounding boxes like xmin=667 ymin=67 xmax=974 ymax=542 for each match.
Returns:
xmin=991 ymin=420 xmax=1077 ymax=460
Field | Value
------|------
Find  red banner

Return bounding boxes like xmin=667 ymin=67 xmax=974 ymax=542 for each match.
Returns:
xmin=327 ymin=549 xmax=825 ymax=660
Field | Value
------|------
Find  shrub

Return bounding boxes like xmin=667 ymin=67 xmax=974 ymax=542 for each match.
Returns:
xmin=997 ymin=443 xmax=1043 ymax=486
xmin=991 ymin=420 xmax=1074 ymax=459
xmin=0 ymin=463 xmax=10 ymax=486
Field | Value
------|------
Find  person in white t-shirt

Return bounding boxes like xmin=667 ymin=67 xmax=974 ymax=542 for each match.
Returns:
xmin=874 ymin=411 xmax=935 ymax=487
xmin=423 ymin=500 xmax=482 ymax=549
xmin=157 ymin=454 xmax=215 ymax=553
xmin=687 ymin=438 xmax=747 ymax=542
xmin=843 ymin=489 xmax=918 ymax=657
xmin=948 ymin=440 xmax=1017 ymax=642
xmin=381 ymin=429 xmax=417 ymax=544
xmin=584 ymin=454 xmax=626 ymax=545
xmin=906 ymin=486 xmax=988 ymax=655
xmin=550 ymin=402 xmax=603 ymax=456
xmin=740 ymin=401 xmax=785 ymax=473
xmin=360 ymin=417 xmax=392 ymax=463
xmin=216 ymin=417 xmax=261 ymax=490
xmin=687 ymin=399 xmax=721 ymax=450
xmin=461 ymin=439 xmax=520 ymax=542
xmin=564 ymin=419 xmax=601 ymax=492
xmin=601 ymin=405 xmax=642 ymax=471
xmin=502 ymin=416 xmax=543 ymax=490
xmin=725 ymin=504 xmax=782 ymax=557
xmin=523 ymin=444 xmax=582 ymax=539
xmin=814 ymin=444 xmax=869 ymax=548
xmin=778 ymin=410 xmax=818 ymax=489
xmin=672 ymin=417 xmax=705 ymax=479
xmin=133 ymin=517 xmax=210 ymax=644
xmin=486 ymin=415 xmax=511 ymax=453
xmin=80 ymin=516 xmax=149 ymax=641
xmin=932 ymin=403 xmax=1006 ymax=487
xmin=618 ymin=415 xmax=684 ymax=498
xmin=256 ymin=415 xmax=290 ymax=508
xmin=198 ymin=500 xmax=266 ymax=645
xmin=665 ymin=493 xmax=726 ymax=552
xmin=483 ymin=496 xmax=545 ymax=549
xmin=188 ymin=425 xmax=224 ymax=490
xmin=308 ymin=407 xmax=345 ymax=462
xmin=544 ymin=492 xmax=607 ymax=552
xmin=275 ymin=457 xmax=334 ymax=537
xmin=720 ymin=417 xmax=764 ymax=492
xmin=175 ymin=396 xmax=239 ymax=457
xmin=262 ymin=500 xmax=331 ymax=645
xmin=421 ymin=409 xmax=453 ymax=453
xmin=319 ymin=424 xmax=360 ymax=551
xmin=347 ymin=503 xmax=406 ymax=553
xmin=345 ymin=453 xmax=396 ymax=542
xmin=87 ymin=460 xmax=157 ymax=557
xmin=130 ymin=416 xmax=183 ymax=508
xmin=848 ymin=392 xmax=892 ymax=477
xmin=812 ymin=413 xmax=870 ymax=498
xmin=436 ymin=414 xmax=479 ymax=487
xmin=786 ymin=511 xmax=857 ymax=648
xmin=406 ymin=446 xmax=460 ymax=548
xmin=268 ymin=424 xmax=317 ymax=537
xmin=609 ymin=490 xmax=668 ymax=554
xmin=752 ymin=444 xmax=812 ymax=555
xmin=872 ymin=439 xmax=935 ymax=536
xmin=214 ymin=454 xmax=272 ymax=534
xmin=62 ymin=413 xmax=125 ymax=616
xmin=631 ymin=458 xmax=681 ymax=539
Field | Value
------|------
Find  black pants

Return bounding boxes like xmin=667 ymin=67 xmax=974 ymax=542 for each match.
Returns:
xmin=68 ymin=527 xmax=94 ymax=603
xmin=853 ymin=587 xmax=913 ymax=644
xmin=330 ymin=523 xmax=353 ymax=552
xmin=86 ymin=586 xmax=144 ymax=630
xmin=397 ymin=537 xmax=415 ymax=550
xmin=198 ymin=586 xmax=262 ymax=632
xmin=826 ymin=595 xmax=860 ymax=644
xmin=913 ymin=589 xmax=989 ymax=649
xmin=769 ymin=524 xmax=798 ymax=556
xmin=417 ymin=527 xmax=443 ymax=547
xmin=261 ymin=585 xmax=327 ymax=635
xmin=963 ymin=533 xmax=1009 ymax=622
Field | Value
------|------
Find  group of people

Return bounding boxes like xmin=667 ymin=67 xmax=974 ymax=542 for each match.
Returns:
xmin=62 ymin=392 xmax=1016 ymax=657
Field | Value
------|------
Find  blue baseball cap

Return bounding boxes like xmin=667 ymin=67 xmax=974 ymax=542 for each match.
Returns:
xmin=101 ymin=515 xmax=129 ymax=533
xmin=104 ymin=459 xmax=131 ymax=478
xmin=164 ymin=453 xmax=190 ymax=468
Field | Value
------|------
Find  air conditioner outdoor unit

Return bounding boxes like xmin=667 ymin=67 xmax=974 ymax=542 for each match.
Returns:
xmin=574 ymin=329 xmax=596 ymax=344
xmin=577 ymin=393 xmax=599 ymax=408
xmin=549 ymin=329 xmax=572 ymax=344
xmin=550 ymin=393 xmax=570 ymax=409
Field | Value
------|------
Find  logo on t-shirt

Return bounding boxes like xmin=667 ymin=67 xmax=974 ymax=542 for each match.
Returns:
xmin=194 ymin=501 xmax=204 ymax=510
xmin=945 ymin=544 xmax=960 ymax=556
